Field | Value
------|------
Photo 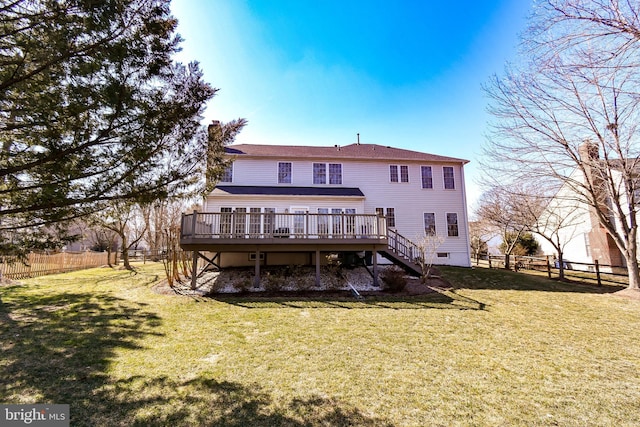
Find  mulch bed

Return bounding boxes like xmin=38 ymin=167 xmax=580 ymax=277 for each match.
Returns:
xmin=152 ymin=274 xmax=453 ymax=299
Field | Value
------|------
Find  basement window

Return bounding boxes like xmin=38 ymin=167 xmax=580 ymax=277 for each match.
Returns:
xmin=248 ymin=252 xmax=265 ymax=261
xmin=437 ymin=252 xmax=449 ymax=258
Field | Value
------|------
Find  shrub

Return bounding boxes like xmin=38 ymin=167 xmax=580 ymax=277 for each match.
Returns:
xmin=264 ymin=270 xmax=284 ymax=292
xmin=381 ymin=266 xmax=407 ymax=293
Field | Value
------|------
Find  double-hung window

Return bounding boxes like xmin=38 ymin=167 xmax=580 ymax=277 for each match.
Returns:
xmin=220 ymin=163 xmax=233 ymax=183
xmin=386 ymin=208 xmax=396 ymax=227
xmin=390 ymin=165 xmax=409 ymax=183
xmin=421 ymin=166 xmax=433 ymax=189
xmin=424 ymin=213 xmax=436 ymax=235
xmin=329 ymin=163 xmax=342 ymax=184
xmin=390 ymin=165 xmax=399 ymax=182
xmin=400 ymin=165 xmax=409 ymax=182
xmin=313 ymin=163 xmax=326 ymax=184
xmin=278 ymin=162 xmax=292 ymax=184
xmin=314 ymin=163 xmax=342 ymax=184
xmin=447 ymin=213 xmax=459 ymax=237
xmin=443 ymin=166 xmax=455 ymax=189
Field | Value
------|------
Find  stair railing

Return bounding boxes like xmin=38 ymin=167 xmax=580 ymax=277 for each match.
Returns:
xmin=386 ymin=229 xmax=421 ymax=265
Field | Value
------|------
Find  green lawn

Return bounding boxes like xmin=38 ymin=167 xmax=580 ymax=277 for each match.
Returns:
xmin=1 ymin=264 xmax=639 ymax=426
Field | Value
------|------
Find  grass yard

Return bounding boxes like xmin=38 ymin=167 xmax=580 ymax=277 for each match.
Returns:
xmin=1 ymin=263 xmax=639 ymax=426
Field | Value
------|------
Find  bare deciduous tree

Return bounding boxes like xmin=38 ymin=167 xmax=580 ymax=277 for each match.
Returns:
xmin=414 ymin=233 xmax=446 ymax=283
xmin=141 ymin=199 xmax=187 ymax=258
xmin=468 ymin=220 xmax=493 ymax=264
xmin=527 ymin=189 xmax=585 ymax=279
xmin=483 ymin=0 xmax=640 ymax=290
xmin=90 ymin=201 xmax=148 ymax=270
xmin=530 ymin=0 xmax=640 ymax=64
xmin=476 ymin=187 xmax=537 ymax=270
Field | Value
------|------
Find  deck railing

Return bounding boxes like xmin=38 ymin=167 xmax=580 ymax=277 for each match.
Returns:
xmin=181 ymin=211 xmax=387 ymax=240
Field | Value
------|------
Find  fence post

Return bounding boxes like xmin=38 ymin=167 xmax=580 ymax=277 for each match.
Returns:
xmin=595 ymin=259 xmax=601 ymax=287
xmin=29 ymin=252 xmax=33 ymax=278
xmin=546 ymin=255 xmax=552 ymax=279
xmin=488 ymin=257 xmax=492 ymax=269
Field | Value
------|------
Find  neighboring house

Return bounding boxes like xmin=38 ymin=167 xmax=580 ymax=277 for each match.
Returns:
xmin=181 ymin=125 xmax=471 ymax=287
xmin=536 ymin=143 xmax=625 ymax=272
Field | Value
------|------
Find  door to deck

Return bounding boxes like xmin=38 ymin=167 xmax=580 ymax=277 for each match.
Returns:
xmin=290 ymin=207 xmax=308 ymax=237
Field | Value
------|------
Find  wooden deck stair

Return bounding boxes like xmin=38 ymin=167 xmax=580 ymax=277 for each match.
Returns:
xmin=380 ymin=230 xmax=423 ymax=277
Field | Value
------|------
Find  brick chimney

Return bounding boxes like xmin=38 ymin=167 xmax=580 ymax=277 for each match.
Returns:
xmin=578 ymin=140 xmax=599 ymax=163
xmin=206 ymin=120 xmax=223 ymax=187
xmin=208 ymin=120 xmax=221 ymax=141
xmin=577 ymin=140 xmax=624 ymax=267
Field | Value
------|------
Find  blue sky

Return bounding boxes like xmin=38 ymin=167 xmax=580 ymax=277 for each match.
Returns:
xmin=170 ymin=0 xmax=532 ymax=210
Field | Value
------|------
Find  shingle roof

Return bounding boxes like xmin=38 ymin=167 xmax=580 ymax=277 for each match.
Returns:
xmin=225 ymin=143 xmax=468 ymax=163
xmin=213 ymin=185 xmax=365 ymax=197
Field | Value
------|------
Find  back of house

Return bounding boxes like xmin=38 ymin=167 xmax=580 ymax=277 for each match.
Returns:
xmin=200 ymin=141 xmax=471 ymax=268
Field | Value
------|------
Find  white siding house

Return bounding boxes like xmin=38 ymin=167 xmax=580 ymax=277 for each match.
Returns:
xmin=536 ymin=171 xmax=598 ymax=269
xmin=198 ymin=142 xmax=471 ymax=268
xmin=536 ymin=144 xmax=626 ymax=272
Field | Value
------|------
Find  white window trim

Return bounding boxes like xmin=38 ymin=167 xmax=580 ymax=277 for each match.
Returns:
xmin=313 ymin=163 xmax=343 ymax=185
xmin=389 ymin=164 xmax=409 ymax=183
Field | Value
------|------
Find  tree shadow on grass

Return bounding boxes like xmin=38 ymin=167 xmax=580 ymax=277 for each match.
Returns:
xmin=0 ymin=288 xmax=162 ymax=417
xmin=208 ymin=290 xmax=486 ymax=311
xmin=0 ymin=287 xmax=394 ymax=426
xmin=97 ymin=376 xmax=394 ymax=427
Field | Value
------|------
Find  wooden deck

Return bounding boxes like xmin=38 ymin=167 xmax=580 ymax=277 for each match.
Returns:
xmin=180 ymin=211 xmax=389 ymax=252
xmin=180 ymin=211 xmax=423 ymax=288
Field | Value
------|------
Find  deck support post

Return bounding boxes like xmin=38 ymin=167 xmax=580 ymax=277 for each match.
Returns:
xmin=254 ymin=250 xmax=261 ymax=288
xmin=191 ymin=250 xmax=199 ymax=289
xmin=315 ymin=250 xmax=321 ymax=287
xmin=373 ymin=248 xmax=379 ymax=287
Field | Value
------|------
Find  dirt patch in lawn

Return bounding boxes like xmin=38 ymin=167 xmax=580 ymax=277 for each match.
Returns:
xmin=614 ymin=288 xmax=640 ymax=301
